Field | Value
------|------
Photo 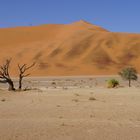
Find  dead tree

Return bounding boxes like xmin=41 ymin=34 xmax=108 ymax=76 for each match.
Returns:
xmin=18 ymin=63 xmax=35 ymax=90
xmin=0 ymin=59 xmax=15 ymax=91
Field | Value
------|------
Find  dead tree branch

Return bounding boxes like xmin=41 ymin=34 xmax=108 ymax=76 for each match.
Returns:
xmin=18 ymin=62 xmax=35 ymax=90
xmin=0 ymin=59 xmax=15 ymax=91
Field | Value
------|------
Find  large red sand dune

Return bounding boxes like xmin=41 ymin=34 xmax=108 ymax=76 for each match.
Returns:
xmin=0 ymin=20 xmax=140 ymax=76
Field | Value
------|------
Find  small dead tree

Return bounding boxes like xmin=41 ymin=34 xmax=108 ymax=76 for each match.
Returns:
xmin=0 ymin=59 xmax=15 ymax=91
xmin=18 ymin=63 xmax=35 ymax=90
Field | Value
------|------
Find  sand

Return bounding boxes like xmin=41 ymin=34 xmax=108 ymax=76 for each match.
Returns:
xmin=0 ymin=20 xmax=140 ymax=76
xmin=0 ymin=76 xmax=140 ymax=140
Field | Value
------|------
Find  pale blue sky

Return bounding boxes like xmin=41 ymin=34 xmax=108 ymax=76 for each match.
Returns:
xmin=0 ymin=0 xmax=140 ymax=33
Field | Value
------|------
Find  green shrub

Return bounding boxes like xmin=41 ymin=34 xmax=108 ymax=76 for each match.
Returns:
xmin=107 ymin=79 xmax=119 ymax=88
xmin=119 ymin=67 xmax=138 ymax=87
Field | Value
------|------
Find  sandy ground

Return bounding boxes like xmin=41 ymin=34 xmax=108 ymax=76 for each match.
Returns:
xmin=0 ymin=76 xmax=140 ymax=140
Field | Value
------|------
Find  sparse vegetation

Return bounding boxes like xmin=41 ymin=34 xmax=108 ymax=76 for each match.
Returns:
xmin=107 ymin=79 xmax=119 ymax=88
xmin=119 ymin=67 xmax=138 ymax=87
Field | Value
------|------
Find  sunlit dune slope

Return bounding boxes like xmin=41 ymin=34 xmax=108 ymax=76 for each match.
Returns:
xmin=0 ymin=20 xmax=140 ymax=76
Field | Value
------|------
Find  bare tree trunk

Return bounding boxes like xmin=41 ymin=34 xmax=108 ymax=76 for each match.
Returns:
xmin=18 ymin=76 xmax=22 ymax=90
xmin=0 ymin=59 xmax=15 ymax=91
xmin=18 ymin=63 xmax=35 ymax=90
xmin=7 ymin=79 xmax=15 ymax=91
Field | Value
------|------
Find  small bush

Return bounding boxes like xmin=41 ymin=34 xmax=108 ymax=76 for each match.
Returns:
xmin=107 ymin=79 xmax=119 ymax=88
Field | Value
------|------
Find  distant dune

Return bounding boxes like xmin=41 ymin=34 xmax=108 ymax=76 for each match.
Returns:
xmin=0 ymin=20 xmax=140 ymax=76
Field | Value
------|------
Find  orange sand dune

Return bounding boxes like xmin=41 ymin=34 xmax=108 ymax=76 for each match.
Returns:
xmin=0 ymin=20 xmax=140 ymax=76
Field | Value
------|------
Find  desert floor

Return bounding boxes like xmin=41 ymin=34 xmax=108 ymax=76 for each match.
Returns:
xmin=0 ymin=76 xmax=140 ymax=140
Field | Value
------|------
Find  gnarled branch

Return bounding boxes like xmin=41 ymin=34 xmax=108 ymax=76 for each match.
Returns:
xmin=18 ymin=62 xmax=35 ymax=90
xmin=0 ymin=59 xmax=15 ymax=91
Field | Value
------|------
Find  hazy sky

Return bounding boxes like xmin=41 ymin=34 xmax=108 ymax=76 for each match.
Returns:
xmin=0 ymin=0 xmax=140 ymax=33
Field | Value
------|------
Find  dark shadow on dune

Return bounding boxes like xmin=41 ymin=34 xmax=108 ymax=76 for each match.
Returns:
xmin=38 ymin=62 xmax=50 ymax=69
xmin=118 ymin=45 xmax=140 ymax=66
xmin=33 ymin=51 xmax=43 ymax=60
xmin=55 ymin=63 xmax=68 ymax=68
xmin=87 ymin=45 xmax=116 ymax=69
xmin=65 ymin=35 xmax=94 ymax=59
xmin=105 ymin=39 xmax=114 ymax=48
xmin=49 ymin=48 xmax=62 ymax=57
